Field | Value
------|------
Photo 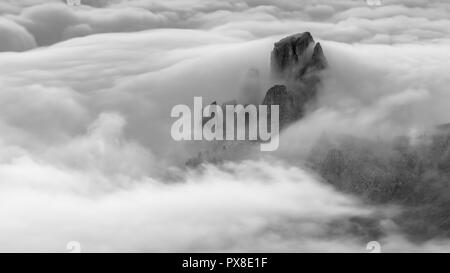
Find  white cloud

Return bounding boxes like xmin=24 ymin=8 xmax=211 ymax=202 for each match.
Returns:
xmin=0 ymin=156 xmax=385 ymax=252
xmin=0 ymin=18 xmax=36 ymax=51
xmin=0 ymin=0 xmax=449 ymax=51
xmin=305 ymin=4 xmax=336 ymax=19
xmin=0 ymin=0 xmax=450 ymax=252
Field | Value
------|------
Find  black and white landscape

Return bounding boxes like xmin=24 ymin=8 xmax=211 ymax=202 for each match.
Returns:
xmin=0 ymin=0 xmax=450 ymax=252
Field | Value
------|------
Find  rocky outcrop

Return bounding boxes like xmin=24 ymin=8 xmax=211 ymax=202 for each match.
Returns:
xmin=203 ymin=32 xmax=327 ymax=137
xmin=262 ymin=85 xmax=298 ymax=128
xmin=310 ymin=42 xmax=327 ymax=71
xmin=185 ymin=32 xmax=327 ymax=166
xmin=271 ymin=32 xmax=315 ymax=80
xmin=263 ymin=32 xmax=327 ymax=129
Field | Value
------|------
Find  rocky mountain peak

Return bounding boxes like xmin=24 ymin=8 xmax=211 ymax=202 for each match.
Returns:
xmin=263 ymin=32 xmax=327 ymax=128
xmin=310 ymin=42 xmax=327 ymax=71
xmin=187 ymin=32 xmax=328 ymax=165
xmin=271 ymin=32 xmax=319 ymax=80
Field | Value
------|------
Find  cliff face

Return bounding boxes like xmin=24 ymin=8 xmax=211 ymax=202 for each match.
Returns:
xmin=271 ymin=32 xmax=315 ymax=80
xmin=271 ymin=32 xmax=327 ymax=81
xmin=262 ymin=85 xmax=298 ymax=128
xmin=263 ymin=32 xmax=327 ymax=128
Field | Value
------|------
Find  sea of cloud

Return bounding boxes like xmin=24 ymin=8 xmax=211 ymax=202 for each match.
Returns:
xmin=0 ymin=0 xmax=450 ymax=252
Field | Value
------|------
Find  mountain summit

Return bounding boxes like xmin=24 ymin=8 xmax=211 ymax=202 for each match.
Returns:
xmin=186 ymin=32 xmax=328 ymax=165
xmin=263 ymin=32 xmax=327 ymax=128
xmin=271 ymin=32 xmax=327 ymax=81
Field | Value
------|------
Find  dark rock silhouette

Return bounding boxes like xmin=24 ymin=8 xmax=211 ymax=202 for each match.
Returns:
xmin=185 ymin=32 xmax=327 ymax=166
xmin=310 ymin=42 xmax=327 ymax=71
xmin=202 ymin=32 xmax=327 ymax=139
xmin=271 ymin=32 xmax=315 ymax=80
xmin=263 ymin=32 xmax=327 ymax=129
xmin=262 ymin=85 xmax=298 ymax=128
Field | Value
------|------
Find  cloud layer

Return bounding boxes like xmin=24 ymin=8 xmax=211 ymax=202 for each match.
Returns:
xmin=0 ymin=0 xmax=450 ymax=252
xmin=1 ymin=0 xmax=450 ymax=52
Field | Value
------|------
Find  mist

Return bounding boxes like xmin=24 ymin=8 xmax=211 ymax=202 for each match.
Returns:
xmin=0 ymin=0 xmax=450 ymax=252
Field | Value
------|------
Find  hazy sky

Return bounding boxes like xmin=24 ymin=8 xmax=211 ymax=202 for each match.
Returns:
xmin=0 ymin=0 xmax=450 ymax=252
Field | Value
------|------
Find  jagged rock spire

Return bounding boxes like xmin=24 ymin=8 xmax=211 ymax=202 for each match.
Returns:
xmin=271 ymin=32 xmax=315 ymax=78
xmin=263 ymin=32 xmax=327 ymax=128
xmin=271 ymin=32 xmax=326 ymax=81
xmin=310 ymin=43 xmax=327 ymax=71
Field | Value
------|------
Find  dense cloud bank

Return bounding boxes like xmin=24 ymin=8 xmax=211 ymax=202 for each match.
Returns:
xmin=0 ymin=0 xmax=450 ymax=252
xmin=1 ymin=0 xmax=450 ymax=51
